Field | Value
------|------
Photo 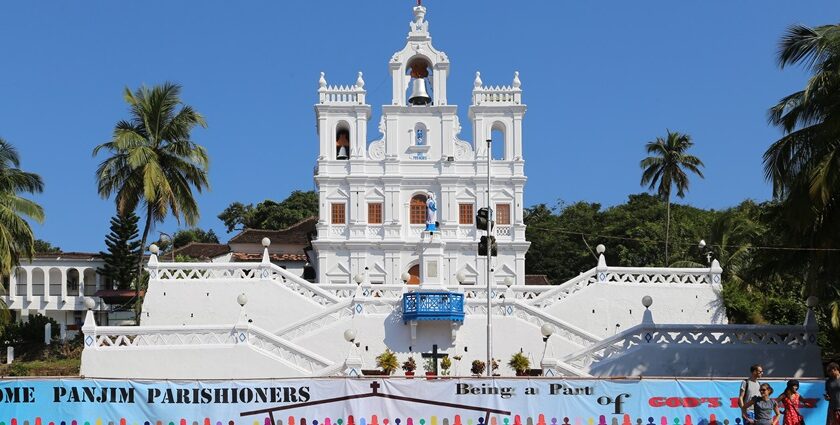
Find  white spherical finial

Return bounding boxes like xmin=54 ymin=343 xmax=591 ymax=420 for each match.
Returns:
xmin=401 ymin=272 xmax=412 ymax=283
xmin=356 ymin=72 xmax=365 ymax=88
xmin=456 ymin=271 xmax=466 ymax=284
xmin=540 ymin=323 xmax=555 ymax=338
xmin=596 ymin=244 xmax=605 ymax=254
xmin=318 ymin=72 xmax=327 ymax=89
xmin=261 ymin=237 xmax=271 ymax=248
xmin=84 ymin=297 xmax=96 ymax=310
xmin=149 ymin=244 xmax=159 ymax=254
xmin=503 ymin=276 xmax=514 ymax=288
xmin=344 ymin=328 xmax=357 ymax=343
xmin=698 ymin=239 xmax=706 ymax=249
xmin=474 ymin=71 xmax=482 ymax=88
xmin=512 ymin=71 xmax=521 ymax=88
xmin=642 ymin=295 xmax=653 ymax=308
xmin=806 ymin=296 xmax=818 ymax=308
xmin=354 ymin=273 xmax=365 ymax=284
xmin=237 ymin=293 xmax=248 ymax=307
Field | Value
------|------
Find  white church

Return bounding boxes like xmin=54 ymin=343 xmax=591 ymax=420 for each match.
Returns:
xmin=78 ymin=4 xmax=822 ymax=379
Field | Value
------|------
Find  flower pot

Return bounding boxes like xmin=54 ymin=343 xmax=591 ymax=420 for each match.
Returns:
xmin=425 ymin=372 xmax=436 ymax=380
xmin=515 ymin=370 xmax=527 ymax=376
xmin=404 ymin=371 xmax=415 ymax=379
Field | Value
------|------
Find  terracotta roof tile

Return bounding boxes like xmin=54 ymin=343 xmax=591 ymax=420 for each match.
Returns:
xmin=231 ymin=252 xmax=308 ymax=262
xmin=524 ymin=274 xmax=551 ymax=285
xmin=172 ymin=243 xmax=231 ymax=260
xmin=228 ymin=216 xmax=317 ymax=245
xmin=33 ymin=252 xmax=102 ymax=260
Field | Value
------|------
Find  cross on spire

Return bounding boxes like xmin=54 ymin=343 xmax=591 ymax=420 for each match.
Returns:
xmin=417 ymin=0 xmax=422 ymax=5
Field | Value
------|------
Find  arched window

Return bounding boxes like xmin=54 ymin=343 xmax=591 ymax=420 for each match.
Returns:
xmin=409 ymin=194 xmax=427 ymax=224
xmin=406 ymin=264 xmax=420 ymax=285
xmin=491 ymin=122 xmax=505 ymax=160
xmin=335 ymin=124 xmax=350 ymax=160
xmin=406 ymin=57 xmax=433 ymax=106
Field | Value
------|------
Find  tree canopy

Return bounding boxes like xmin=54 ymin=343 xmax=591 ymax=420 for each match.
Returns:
xmin=218 ymin=190 xmax=318 ymax=232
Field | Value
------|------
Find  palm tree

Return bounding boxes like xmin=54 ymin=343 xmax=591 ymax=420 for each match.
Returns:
xmin=0 ymin=137 xmax=45 ymax=326
xmin=93 ymin=83 xmax=209 ymax=321
xmin=640 ymin=130 xmax=705 ymax=265
xmin=764 ymin=23 xmax=840 ymax=323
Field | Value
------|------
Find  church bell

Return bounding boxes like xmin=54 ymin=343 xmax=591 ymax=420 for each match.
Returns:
xmin=336 ymin=145 xmax=349 ymax=160
xmin=408 ymin=78 xmax=432 ymax=105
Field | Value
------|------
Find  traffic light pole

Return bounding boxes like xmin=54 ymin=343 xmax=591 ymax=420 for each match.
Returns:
xmin=485 ymin=138 xmax=493 ymax=378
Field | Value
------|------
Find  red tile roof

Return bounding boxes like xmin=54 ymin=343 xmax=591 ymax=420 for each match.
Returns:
xmin=172 ymin=243 xmax=231 ymax=260
xmin=524 ymin=274 xmax=551 ymax=285
xmin=231 ymin=252 xmax=308 ymax=262
xmin=228 ymin=217 xmax=317 ymax=245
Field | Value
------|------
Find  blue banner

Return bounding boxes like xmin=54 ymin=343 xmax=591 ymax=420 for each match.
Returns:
xmin=0 ymin=378 xmax=827 ymax=425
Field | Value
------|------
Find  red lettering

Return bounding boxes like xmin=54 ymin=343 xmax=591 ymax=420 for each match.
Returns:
xmin=648 ymin=397 xmax=724 ymax=409
xmin=649 ymin=397 xmax=666 ymax=407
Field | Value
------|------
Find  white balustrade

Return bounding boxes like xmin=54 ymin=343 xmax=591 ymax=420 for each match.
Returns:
xmin=472 ymin=85 xmax=522 ymax=105
xmin=329 ymin=226 xmax=348 ymax=237
xmin=496 ymin=225 xmax=512 ymax=236
xmin=318 ymin=85 xmax=366 ymax=105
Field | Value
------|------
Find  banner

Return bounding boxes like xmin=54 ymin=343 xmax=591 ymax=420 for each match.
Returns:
xmin=0 ymin=378 xmax=828 ymax=424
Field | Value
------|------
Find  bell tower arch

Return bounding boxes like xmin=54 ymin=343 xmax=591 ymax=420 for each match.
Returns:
xmin=389 ymin=5 xmax=450 ymax=106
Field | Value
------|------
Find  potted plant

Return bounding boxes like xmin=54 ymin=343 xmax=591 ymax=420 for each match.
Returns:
xmin=508 ymin=352 xmax=530 ymax=376
xmin=471 ymin=360 xmax=486 ymax=377
xmin=423 ymin=358 xmax=437 ymax=379
xmin=402 ymin=356 xmax=417 ymax=378
xmin=375 ymin=349 xmax=399 ymax=375
xmin=491 ymin=358 xmax=500 ymax=376
xmin=440 ymin=356 xmax=452 ymax=377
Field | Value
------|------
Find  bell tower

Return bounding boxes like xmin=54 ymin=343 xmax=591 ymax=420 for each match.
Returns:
xmin=389 ymin=4 xmax=449 ymax=107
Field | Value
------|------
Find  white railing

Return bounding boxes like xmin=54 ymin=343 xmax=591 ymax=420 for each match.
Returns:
xmin=496 ymin=225 xmax=512 ymax=236
xmin=366 ymin=226 xmax=384 ymax=237
xmin=329 ymin=226 xmax=347 ymax=237
xmin=527 ymin=268 xmax=598 ymax=308
xmin=600 ymin=267 xmax=714 ymax=285
xmin=86 ymin=323 xmax=334 ymax=374
xmin=319 ymin=85 xmax=366 ymax=105
xmin=512 ymin=301 xmax=602 ymax=347
xmin=527 ymin=265 xmax=720 ymax=309
xmin=561 ymin=323 xmax=816 ymax=371
xmin=472 ymin=85 xmax=522 ymax=105
xmin=275 ymin=300 xmax=354 ymax=340
xmin=149 ymin=262 xmax=340 ymax=306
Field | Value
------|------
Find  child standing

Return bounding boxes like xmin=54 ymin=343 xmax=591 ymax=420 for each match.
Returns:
xmin=745 ymin=383 xmax=781 ymax=425
xmin=777 ymin=380 xmax=804 ymax=425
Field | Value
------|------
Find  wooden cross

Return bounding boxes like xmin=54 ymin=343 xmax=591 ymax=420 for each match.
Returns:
xmin=421 ymin=344 xmax=447 ymax=375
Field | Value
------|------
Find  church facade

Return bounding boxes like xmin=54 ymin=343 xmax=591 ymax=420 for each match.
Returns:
xmin=313 ymin=5 xmax=528 ymax=288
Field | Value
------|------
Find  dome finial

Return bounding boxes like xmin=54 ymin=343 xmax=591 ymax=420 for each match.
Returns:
xmin=318 ymin=72 xmax=327 ymax=89
xmin=356 ymin=71 xmax=365 ymax=88
xmin=474 ymin=71 xmax=483 ymax=88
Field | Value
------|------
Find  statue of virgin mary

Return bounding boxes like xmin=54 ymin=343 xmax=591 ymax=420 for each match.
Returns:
xmin=425 ymin=192 xmax=438 ymax=232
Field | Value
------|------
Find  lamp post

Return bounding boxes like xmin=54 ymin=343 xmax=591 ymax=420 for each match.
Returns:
xmin=698 ymin=240 xmax=712 ymax=265
xmin=485 ymin=138 xmax=493 ymax=377
xmin=159 ymin=232 xmax=175 ymax=262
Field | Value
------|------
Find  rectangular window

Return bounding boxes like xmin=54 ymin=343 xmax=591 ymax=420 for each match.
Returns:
xmin=331 ymin=203 xmax=346 ymax=224
xmin=496 ymin=203 xmax=511 ymax=225
xmin=368 ymin=203 xmax=383 ymax=224
xmin=459 ymin=203 xmax=474 ymax=225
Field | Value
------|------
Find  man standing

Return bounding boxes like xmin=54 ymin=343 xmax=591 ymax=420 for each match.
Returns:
xmin=740 ymin=364 xmax=764 ymax=421
xmin=825 ymin=362 xmax=840 ymax=425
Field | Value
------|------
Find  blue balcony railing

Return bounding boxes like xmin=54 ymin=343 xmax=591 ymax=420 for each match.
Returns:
xmin=402 ymin=291 xmax=465 ymax=323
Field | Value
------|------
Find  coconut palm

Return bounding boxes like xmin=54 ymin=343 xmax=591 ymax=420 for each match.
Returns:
xmin=764 ymin=23 xmax=840 ymax=324
xmin=0 ymin=137 xmax=45 ymax=325
xmin=93 ymin=83 xmax=209 ymax=320
xmin=640 ymin=130 xmax=705 ymax=265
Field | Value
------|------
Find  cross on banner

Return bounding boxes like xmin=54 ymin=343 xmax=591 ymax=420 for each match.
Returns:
xmin=420 ymin=344 xmax=448 ymax=375
xmin=369 ymin=381 xmax=380 ymax=394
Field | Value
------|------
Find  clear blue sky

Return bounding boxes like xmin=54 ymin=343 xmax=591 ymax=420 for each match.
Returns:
xmin=0 ymin=1 xmax=836 ymax=252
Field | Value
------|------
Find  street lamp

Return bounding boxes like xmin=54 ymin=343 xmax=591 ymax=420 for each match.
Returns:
xmin=698 ymin=240 xmax=712 ymax=265
xmin=159 ymin=232 xmax=175 ymax=262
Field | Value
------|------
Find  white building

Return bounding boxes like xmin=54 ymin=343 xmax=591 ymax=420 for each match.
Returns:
xmin=312 ymin=4 xmax=527 ymax=288
xmin=78 ymin=4 xmax=822 ymax=380
xmin=1 ymin=252 xmax=111 ymax=331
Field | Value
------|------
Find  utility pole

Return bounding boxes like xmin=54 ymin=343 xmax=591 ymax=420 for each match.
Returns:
xmin=485 ymin=138 xmax=493 ymax=377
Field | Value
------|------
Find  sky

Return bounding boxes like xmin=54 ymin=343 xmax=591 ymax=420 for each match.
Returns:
xmin=0 ymin=1 xmax=836 ymax=252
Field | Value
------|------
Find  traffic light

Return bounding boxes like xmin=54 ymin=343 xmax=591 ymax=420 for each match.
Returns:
xmin=476 ymin=208 xmax=494 ymax=231
xmin=478 ymin=236 xmax=498 ymax=256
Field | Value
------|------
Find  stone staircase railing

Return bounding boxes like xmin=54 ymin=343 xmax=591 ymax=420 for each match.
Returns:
xmin=275 ymin=299 xmax=355 ymax=340
xmin=148 ymin=261 xmax=340 ymax=306
xmin=84 ymin=322 xmax=335 ymax=375
xmin=559 ymin=322 xmax=816 ymax=373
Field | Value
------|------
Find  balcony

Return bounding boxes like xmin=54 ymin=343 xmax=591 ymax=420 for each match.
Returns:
xmin=402 ymin=291 xmax=465 ymax=323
